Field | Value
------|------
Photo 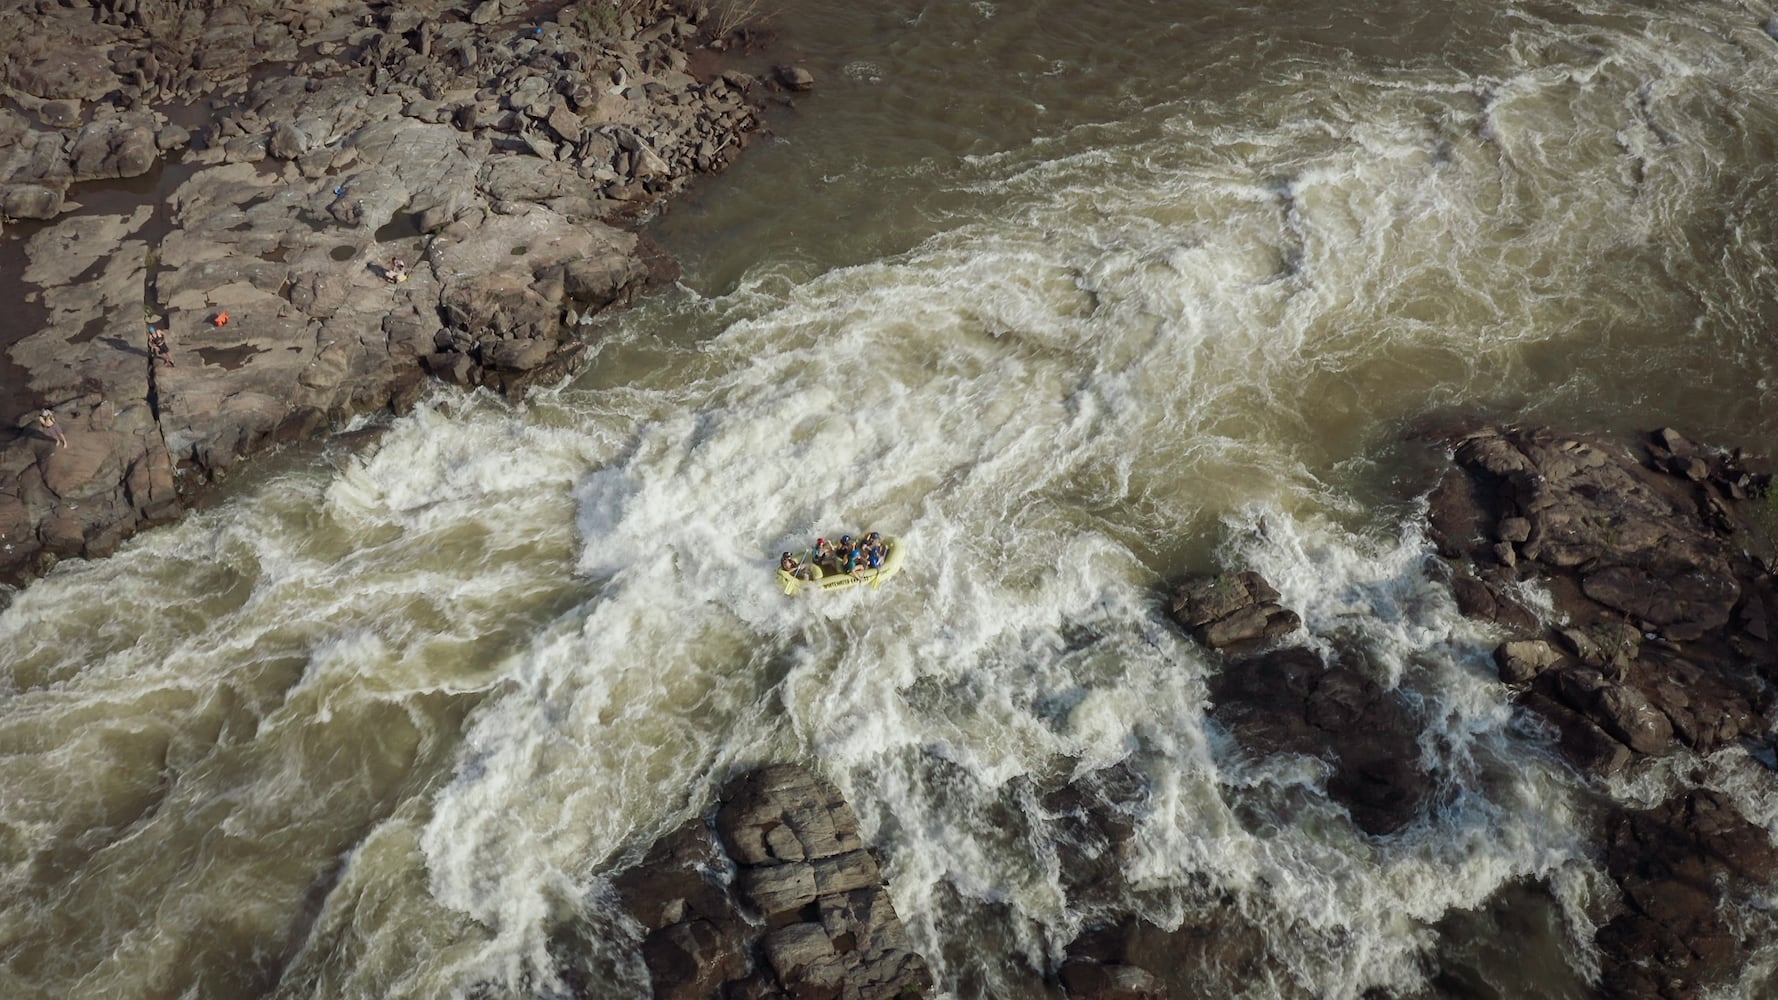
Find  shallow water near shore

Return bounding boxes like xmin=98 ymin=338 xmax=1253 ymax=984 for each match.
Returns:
xmin=7 ymin=0 xmax=1778 ymax=997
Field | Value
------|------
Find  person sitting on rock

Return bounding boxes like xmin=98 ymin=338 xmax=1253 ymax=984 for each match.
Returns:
xmin=37 ymin=409 xmax=67 ymax=449
xmin=386 ymin=258 xmax=409 ymax=284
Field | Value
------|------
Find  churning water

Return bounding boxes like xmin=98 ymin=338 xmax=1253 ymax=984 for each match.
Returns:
xmin=6 ymin=0 xmax=1778 ymax=996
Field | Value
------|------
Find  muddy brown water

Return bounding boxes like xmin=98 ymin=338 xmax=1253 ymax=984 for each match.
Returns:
xmin=5 ymin=1 xmax=1778 ymax=998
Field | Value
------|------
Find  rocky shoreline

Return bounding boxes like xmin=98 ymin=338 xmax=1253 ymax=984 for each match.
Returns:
xmin=0 ymin=0 xmax=812 ymax=592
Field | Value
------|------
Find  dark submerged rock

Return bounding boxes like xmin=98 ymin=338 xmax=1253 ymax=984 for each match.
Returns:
xmin=1596 ymin=790 xmax=1778 ymax=1000
xmin=1208 ymin=646 xmax=1432 ymax=836
xmin=1165 ymin=571 xmax=1430 ymax=836
xmin=1040 ymin=760 xmax=1150 ymax=907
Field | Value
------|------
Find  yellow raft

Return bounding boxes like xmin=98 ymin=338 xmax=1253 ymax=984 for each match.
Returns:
xmin=778 ymin=537 xmax=905 ymax=596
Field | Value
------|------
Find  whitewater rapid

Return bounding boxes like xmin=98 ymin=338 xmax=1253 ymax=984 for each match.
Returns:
xmin=9 ymin=0 xmax=1778 ymax=996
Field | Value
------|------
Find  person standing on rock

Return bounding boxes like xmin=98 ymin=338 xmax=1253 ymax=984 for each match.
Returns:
xmin=148 ymin=326 xmax=175 ymax=367
xmin=37 ymin=409 xmax=67 ymax=449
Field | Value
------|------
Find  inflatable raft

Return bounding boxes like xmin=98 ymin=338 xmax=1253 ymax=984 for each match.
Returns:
xmin=778 ymin=537 xmax=904 ymax=596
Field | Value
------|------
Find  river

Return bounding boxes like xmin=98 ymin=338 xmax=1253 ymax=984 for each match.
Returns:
xmin=5 ymin=0 xmax=1778 ymax=997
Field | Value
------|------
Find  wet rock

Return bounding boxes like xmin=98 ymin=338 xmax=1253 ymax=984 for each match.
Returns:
xmin=1519 ymin=691 xmax=1634 ymax=775
xmin=1447 ymin=569 xmax=1540 ymax=633
xmin=1059 ymin=959 xmax=1166 ymax=1000
xmin=1041 ymin=761 xmax=1149 ymax=906
xmin=1543 ymin=666 xmax=1675 ymax=757
xmin=1209 ymin=646 xmax=1431 ymax=835
xmin=1168 ymin=571 xmax=1301 ymax=651
xmin=1596 ymin=790 xmax=1778 ymax=999
xmin=609 ymin=763 xmax=934 ymax=1000
xmin=775 ymin=64 xmax=816 ymax=91
xmin=717 ymin=764 xmax=866 ymax=865
xmin=1055 ymin=919 xmax=1203 ymax=1000
xmin=643 ymin=918 xmax=752 ymax=1000
xmin=1494 ymin=638 xmax=1563 ymax=684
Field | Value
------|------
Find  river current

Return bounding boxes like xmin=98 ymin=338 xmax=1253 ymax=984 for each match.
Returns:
xmin=6 ymin=0 xmax=1778 ymax=997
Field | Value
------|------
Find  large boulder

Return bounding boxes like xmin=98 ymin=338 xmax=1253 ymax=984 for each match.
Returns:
xmin=1168 ymin=571 xmax=1301 ymax=651
xmin=68 ymin=117 xmax=158 ymax=181
xmin=0 ymin=183 xmax=62 ymax=220
xmin=609 ymin=764 xmax=933 ymax=1000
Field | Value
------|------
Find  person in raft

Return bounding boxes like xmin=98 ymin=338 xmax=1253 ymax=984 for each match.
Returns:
xmin=812 ymin=537 xmax=837 ymax=571
xmin=862 ymin=531 xmax=885 ymax=560
xmin=779 ymin=552 xmax=812 ymax=580
xmin=841 ymin=544 xmax=870 ymax=581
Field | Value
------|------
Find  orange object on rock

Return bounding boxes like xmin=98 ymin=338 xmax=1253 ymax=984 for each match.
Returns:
xmin=214 ymin=311 xmax=229 ymax=327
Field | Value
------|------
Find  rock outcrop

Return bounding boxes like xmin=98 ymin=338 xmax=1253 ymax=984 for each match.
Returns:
xmin=1 ymin=0 xmax=794 ymax=591
xmin=1596 ymin=789 xmax=1778 ymax=1000
xmin=611 ymin=763 xmax=934 ymax=1000
xmin=1168 ymin=571 xmax=1301 ymax=652
xmin=1168 ymin=571 xmax=1430 ymax=836
xmin=1427 ymin=425 xmax=1775 ymax=775
xmin=1427 ymin=424 xmax=1778 ymax=999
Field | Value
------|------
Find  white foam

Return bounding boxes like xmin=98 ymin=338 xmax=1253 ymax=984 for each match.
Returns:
xmin=10 ymin=1 xmax=1778 ymax=995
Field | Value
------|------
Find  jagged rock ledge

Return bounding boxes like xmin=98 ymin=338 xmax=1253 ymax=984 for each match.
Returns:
xmin=1086 ymin=426 xmax=1778 ymax=1000
xmin=607 ymin=762 xmax=934 ymax=999
xmin=1427 ymin=424 xmax=1778 ymax=998
xmin=1428 ymin=425 xmax=1775 ymax=774
xmin=0 ymin=0 xmax=817 ymax=592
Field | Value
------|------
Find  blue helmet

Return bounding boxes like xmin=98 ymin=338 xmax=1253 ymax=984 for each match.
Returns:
xmin=841 ymin=534 xmax=852 ymax=544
